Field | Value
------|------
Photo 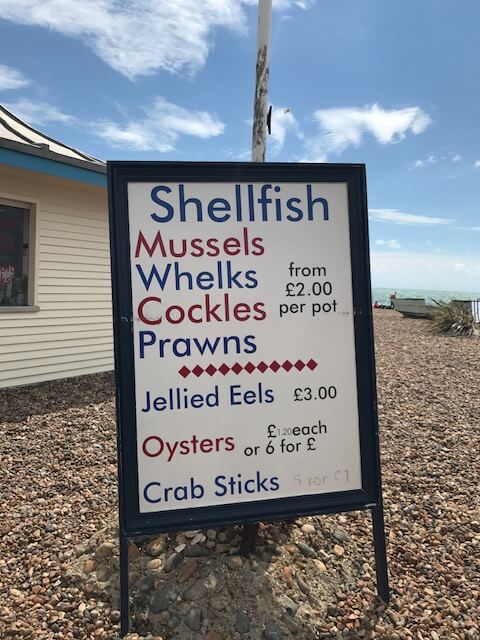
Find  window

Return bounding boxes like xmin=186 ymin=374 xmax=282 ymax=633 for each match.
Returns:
xmin=0 ymin=203 xmax=31 ymax=307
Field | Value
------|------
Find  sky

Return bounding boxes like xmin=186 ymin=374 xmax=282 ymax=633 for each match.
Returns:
xmin=0 ymin=0 xmax=479 ymax=293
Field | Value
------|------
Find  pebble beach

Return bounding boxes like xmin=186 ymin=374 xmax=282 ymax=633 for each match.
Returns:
xmin=0 ymin=310 xmax=479 ymax=639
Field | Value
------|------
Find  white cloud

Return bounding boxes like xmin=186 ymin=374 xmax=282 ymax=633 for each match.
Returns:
xmin=0 ymin=64 xmax=29 ymax=90
xmin=268 ymin=107 xmax=300 ymax=155
xmin=413 ymin=152 xmax=463 ymax=169
xmin=474 ymin=160 xmax=480 ymax=168
xmin=458 ymin=226 xmax=480 ymax=231
xmin=226 ymin=148 xmax=251 ymax=161
xmin=413 ymin=153 xmax=437 ymax=168
xmin=0 ymin=1 xmax=312 ymax=79
xmin=375 ymin=239 xmax=401 ymax=249
xmin=371 ymin=251 xmax=480 ymax=292
xmin=244 ymin=0 xmax=314 ymax=7
xmin=303 ymin=103 xmax=431 ymax=161
xmin=278 ymin=0 xmax=314 ymax=7
xmin=3 ymin=99 xmax=73 ymax=125
xmin=94 ymin=97 xmax=224 ymax=151
xmin=369 ymin=208 xmax=454 ymax=226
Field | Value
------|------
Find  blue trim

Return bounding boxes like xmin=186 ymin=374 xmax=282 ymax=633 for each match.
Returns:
xmin=0 ymin=148 xmax=106 ymax=187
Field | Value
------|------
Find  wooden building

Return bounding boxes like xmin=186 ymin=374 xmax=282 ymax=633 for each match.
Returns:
xmin=0 ymin=105 xmax=112 ymax=388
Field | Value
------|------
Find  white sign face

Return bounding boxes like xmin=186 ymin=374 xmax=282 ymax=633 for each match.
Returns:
xmin=127 ymin=181 xmax=362 ymax=514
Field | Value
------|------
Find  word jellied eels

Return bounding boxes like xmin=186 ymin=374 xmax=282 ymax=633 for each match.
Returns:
xmin=150 ymin=184 xmax=329 ymax=223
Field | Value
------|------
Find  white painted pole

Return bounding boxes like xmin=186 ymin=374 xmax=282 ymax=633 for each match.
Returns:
xmin=241 ymin=0 xmax=273 ymax=558
xmin=251 ymin=0 xmax=273 ymax=162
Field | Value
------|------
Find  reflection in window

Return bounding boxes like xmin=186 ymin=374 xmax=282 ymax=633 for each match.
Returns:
xmin=0 ymin=204 xmax=30 ymax=306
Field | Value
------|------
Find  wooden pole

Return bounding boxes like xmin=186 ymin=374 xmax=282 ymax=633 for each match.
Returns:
xmin=241 ymin=0 xmax=273 ymax=555
xmin=251 ymin=0 xmax=272 ymax=162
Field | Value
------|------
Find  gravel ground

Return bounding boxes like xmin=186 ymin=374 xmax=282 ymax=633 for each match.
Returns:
xmin=0 ymin=310 xmax=479 ymax=639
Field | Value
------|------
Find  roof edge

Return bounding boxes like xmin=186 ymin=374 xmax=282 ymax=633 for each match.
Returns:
xmin=0 ymin=104 xmax=104 ymax=164
xmin=0 ymin=137 xmax=106 ymax=174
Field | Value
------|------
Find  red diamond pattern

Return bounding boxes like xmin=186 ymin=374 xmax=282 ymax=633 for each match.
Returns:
xmin=257 ymin=361 xmax=268 ymax=373
xmin=179 ymin=358 xmax=317 ymax=378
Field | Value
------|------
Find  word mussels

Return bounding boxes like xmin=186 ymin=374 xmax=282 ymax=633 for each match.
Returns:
xmin=150 ymin=184 xmax=330 ymax=223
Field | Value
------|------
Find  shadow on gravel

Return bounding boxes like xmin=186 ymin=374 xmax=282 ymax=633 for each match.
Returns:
xmin=0 ymin=372 xmax=115 ymax=424
xmin=67 ymin=519 xmax=364 ymax=639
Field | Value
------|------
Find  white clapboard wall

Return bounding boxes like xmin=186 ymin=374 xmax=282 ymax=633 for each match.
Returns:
xmin=0 ymin=164 xmax=113 ymax=388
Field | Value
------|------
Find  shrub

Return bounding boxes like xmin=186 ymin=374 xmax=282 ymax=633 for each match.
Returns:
xmin=429 ymin=299 xmax=479 ymax=337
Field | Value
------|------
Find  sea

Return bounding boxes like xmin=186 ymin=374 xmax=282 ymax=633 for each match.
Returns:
xmin=371 ymin=287 xmax=480 ymax=308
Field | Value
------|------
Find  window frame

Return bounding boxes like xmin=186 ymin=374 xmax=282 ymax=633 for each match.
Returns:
xmin=0 ymin=197 xmax=38 ymax=312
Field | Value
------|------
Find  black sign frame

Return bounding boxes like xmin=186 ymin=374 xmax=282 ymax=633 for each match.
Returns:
xmin=107 ymin=161 xmax=388 ymax=635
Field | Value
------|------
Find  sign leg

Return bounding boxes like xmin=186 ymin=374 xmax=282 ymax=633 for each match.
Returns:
xmin=119 ymin=532 xmax=130 ymax=637
xmin=240 ymin=523 xmax=258 ymax=556
xmin=371 ymin=504 xmax=390 ymax=604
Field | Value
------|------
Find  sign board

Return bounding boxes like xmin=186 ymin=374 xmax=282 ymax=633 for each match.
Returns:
xmin=108 ymin=162 xmax=382 ymax=536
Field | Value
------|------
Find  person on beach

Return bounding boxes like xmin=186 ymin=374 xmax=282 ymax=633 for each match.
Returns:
xmin=389 ymin=291 xmax=397 ymax=308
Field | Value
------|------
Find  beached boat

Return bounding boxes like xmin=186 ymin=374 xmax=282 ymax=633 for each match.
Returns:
xmin=393 ymin=297 xmax=476 ymax=319
xmin=392 ymin=298 xmax=433 ymax=318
